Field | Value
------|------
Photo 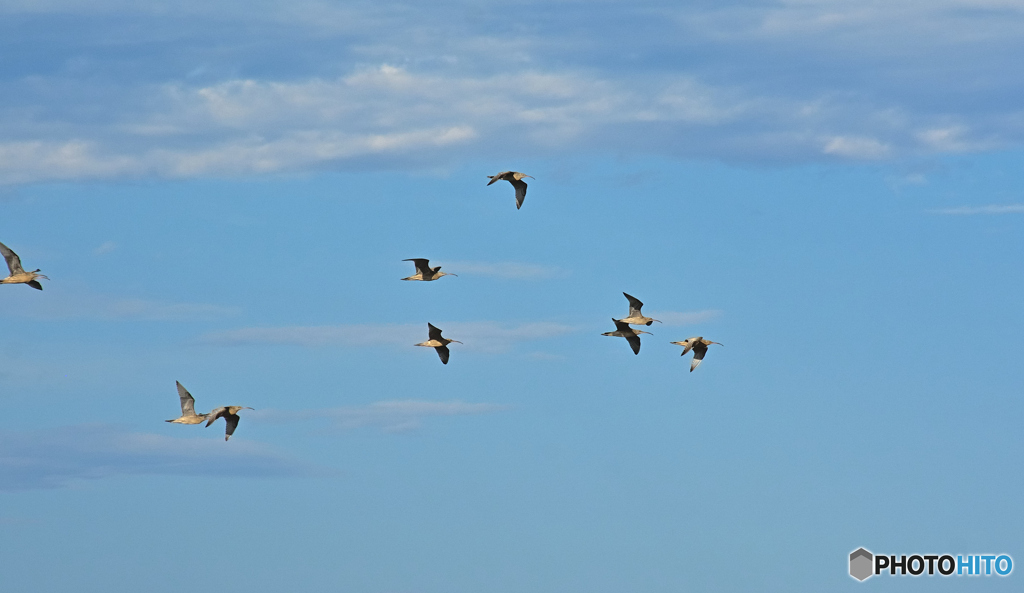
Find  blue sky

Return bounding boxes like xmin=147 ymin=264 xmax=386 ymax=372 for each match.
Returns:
xmin=1 ymin=1 xmax=1023 ymax=591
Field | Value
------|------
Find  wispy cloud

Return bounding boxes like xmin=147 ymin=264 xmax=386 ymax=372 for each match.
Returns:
xmin=0 ymin=424 xmax=321 ymax=491
xmin=201 ymin=321 xmax=577 ymax=352
xmin=202 ymin=323 xmax=416 ymax=348
xmin=92 ymin=241 xmax=117 ymax=255
xmin=11 ymin=292 xmax=240 ymax=321
xmin=97 ymin=299 xmax=238 ymax=321
xmin=253 ymin=400 xmax=510 ymax=433
xmin=444 ymin=261 xmax=564 ymax=280
xmin=448 ymin=322 xmax=578 ymax=352
xmin=931 ymin=204 xmax=1024 ymax=215
xmin=680 ymin=1 xmax=1024 ymax=46
xmin=657 ymin=309 xmax=723 ymax=326
xmin=822 ymin=136 xmax=891 ymax=159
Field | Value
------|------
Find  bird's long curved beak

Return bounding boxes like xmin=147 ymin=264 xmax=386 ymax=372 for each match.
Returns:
xmin=450 ymin=340 xmax=463 ymax=344
xmin=637 ymin=330 xmax=653 ymax=335
xmin=652 ymin=319 xmax=662 ymax=324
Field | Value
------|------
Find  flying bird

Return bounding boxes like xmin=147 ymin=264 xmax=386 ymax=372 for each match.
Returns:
xmin=0 ymin=240 xmax=48 ymax=290
xmin=415 ymin=323 xmax=462 ymax=364
xmin=402 ymin=258 xmax=456 ymax=281
xmin=206 ymin=406 xmax=255 ymax=441
xmin=486 ymin=171 xmax=533 ymax=209
xmin=601 ymin=318 xmax=652 ymax=355
xmin=620 ymin=292 xmax=661 ymax=326
xmin=165 ymin=381 xmax=208 ymax=425
xmin=671 ymin=337 xmax=723 ymax=372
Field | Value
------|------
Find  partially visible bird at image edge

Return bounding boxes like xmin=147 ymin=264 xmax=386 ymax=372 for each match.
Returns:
xmin=0 ymin=240 xmax=48 ymax=290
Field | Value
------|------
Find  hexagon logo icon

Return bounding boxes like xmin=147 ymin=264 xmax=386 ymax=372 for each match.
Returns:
xmin=850 ymin=548 xmax=873 ymax=581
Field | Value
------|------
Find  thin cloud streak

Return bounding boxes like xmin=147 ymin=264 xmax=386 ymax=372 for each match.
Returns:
xmin=0 ymin=424 xmax=322 ymax=491
xmin=252 ymin=400 xmax=510 ymax=433
xmin=92 ymin=241 xmax=117 ymax=255
xmin=9 ymin=293 xmax=240 ymax=321
xmin=445 ymin=261 xmax=564 ymax=280
xmin=202 ymin=323 xmax=417 ymax=348
xmin=657 ymin=309 xmax=723 ymax=326
xmin=822 ymin=136 xmax=891 ymax=160
xmin=931 ymin=204 xmax=1024 ymax=215
xmin=201 ymin=321 xmax=578 ymax=352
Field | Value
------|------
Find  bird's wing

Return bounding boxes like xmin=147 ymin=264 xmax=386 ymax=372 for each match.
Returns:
xmin=612 ymin=318 xmax=634 ymax=333
xmin=176 ymin=381 xmax=197 ymax=416
xmin=0 ymin=241 xmax=24 ymax=275
xmin=436 ymin=344 xmax=450 ymax=365
xmin=626 ymin=334 xmax=642 ymax=355
xmin=690 ymin=343 xmax=708 ymax=371
xmin=404 ymin=258 xmax=432 ymax=275
xmin=26 ymin=280 xmax=43 ymax=290
xmin=224 ymin=414 xmax=240 ymax=440
xmin=678 ymin=338 xmax=694 ymax=356
xmin=610 ymin=318 xmax=632 ymax=333
xmin=487 ymin=171 xmax=511 ymax=185
xmin=510 ymin=179 xmax=527 ymax=209
xmin=622 ymin=292 xmax=644 ymax=317
xmin=427 ymin=323 xmax=444 ymax=341
xmin=205 ymin=407 xmax=226 ymax=427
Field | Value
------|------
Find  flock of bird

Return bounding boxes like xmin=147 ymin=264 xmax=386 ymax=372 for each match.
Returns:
xmin=1 ymin=170 xmax=721 ymax=441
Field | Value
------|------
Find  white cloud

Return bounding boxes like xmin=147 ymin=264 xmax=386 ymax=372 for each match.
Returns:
xmin=0 ymin=424 xmax=320 ymax=491
xmin=916 ymin=126 xmax=996 ymax=153
xmin=931 ymin=204 xmax=1024 ymax=215
xmin=253 ymin=399 xmax=510 ymax=433
xmin=201 ymin=321 xmax=577 ymax=352
xmin=0 ymin=141 xmax=140 ymax=184
xmin=3 ymin=1 xmax=1024 ymax=184
xmin=0 ymin=66 xmax=920 ymax=184
xmin=823 ymin=136 xmax=891 ymax=159
xmin=0 ymin=126 xmax=477 ymax=183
